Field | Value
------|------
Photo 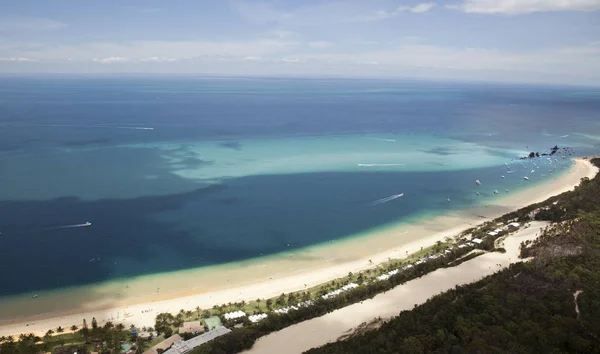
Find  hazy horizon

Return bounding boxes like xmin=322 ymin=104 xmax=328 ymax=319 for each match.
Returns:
xmin=1 ymin=0 xmax=599 ymax=85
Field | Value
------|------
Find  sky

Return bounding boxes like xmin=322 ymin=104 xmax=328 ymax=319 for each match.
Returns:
xmin=1 ymin=0 xmax=599 ymax=85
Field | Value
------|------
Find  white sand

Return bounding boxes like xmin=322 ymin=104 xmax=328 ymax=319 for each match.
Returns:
xmin=245 ymin=221 xmax=550 ymax=354
xmin=0 ymin=158 xmax=596 ymax=338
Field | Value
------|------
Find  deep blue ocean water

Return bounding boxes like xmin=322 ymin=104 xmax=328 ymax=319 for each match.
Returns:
xmin=0 ymin=76 xmax=599 ymax=297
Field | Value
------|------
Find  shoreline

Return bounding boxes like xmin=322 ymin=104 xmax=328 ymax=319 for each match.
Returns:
xmin=246 ymin=221 xmax=552 ymax=353
xmin=0 ymin=158 xmax=596 ymax=337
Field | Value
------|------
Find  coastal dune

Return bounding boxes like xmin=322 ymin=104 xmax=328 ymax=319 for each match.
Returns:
xmin=245 ymin=221 xmax=550 ymax=354
xmin=0 ymin=158 xmax=596 ymax=339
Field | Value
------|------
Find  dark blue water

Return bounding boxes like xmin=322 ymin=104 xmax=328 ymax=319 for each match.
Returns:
xmin=0 ymin=76 xmax=598 ymax=297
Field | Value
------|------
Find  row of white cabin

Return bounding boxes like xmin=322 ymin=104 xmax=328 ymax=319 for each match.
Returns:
xmin=221 ymin=223 xmax=524 ymax=325
xmin=223 ymin=299 xmax=318 ymax=324
xmin=321 ymin=282 xmax=359 ymax=299
xmin=223 ymin=310 xmax=246 ymax=320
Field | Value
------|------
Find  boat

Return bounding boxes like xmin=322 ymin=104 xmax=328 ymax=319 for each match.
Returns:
xmin=475 ymin=180 xmax=481 ymax=185
xmin=494 ymin=190 xmax=499 ymax=194
xmin=524 ymin=176 xmax=529 ymax=180
xmin=83 ymin=221 xmax=92 ymax=227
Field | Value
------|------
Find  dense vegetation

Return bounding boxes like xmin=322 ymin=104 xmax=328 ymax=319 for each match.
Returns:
xmin=309 ymin=158 xmax=600 ymax=354
xmin=0 ymin=318 xmax=149 ymax=354
xmin=189 ymin=243 xmax=476 ymax=354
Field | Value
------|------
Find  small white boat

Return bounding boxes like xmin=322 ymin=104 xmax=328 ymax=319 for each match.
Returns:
xmin=475 ymin=180 xmax=481 ymax=185
xmin=524 ymin=176 xmax=529 ymax=180
xmin=501 ymin=175 xmax=505 ymax=179
xmin=494 ymin=190 xmax=499 ymax=194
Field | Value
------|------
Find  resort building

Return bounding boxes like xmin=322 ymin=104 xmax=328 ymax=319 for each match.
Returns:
xmin=179 ymin=321 xmax=205 ymax=334
xmin=162 ymin=326 xmax=232 ymax=354
xmin=143 ymin=334 xmax=183 ymax=354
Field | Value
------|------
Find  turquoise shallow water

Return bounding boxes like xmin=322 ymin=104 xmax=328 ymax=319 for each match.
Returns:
xmin=0 ymin=76 xmax=597 ymax=297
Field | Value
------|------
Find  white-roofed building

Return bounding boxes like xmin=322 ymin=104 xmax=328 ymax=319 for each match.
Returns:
xmin=223 ymin=310 xmax=246 ymax=320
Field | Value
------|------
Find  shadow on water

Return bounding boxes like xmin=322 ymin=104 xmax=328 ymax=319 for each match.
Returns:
xmin=0 ymin=161 xmax=523 ymax=299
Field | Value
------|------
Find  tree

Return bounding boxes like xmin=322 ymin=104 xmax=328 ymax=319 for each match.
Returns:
xmin=196 ymin=306 xmax=201 ymax=318
xmin=70 ymin=324 xmax=78 ymax=331
xmin=104 ymin=321 xmax=114 ymax=331
xmin=116 ymin=323 xmax=125 ymax=332
xmin=276 ymin=293 xmax=287 ymax=307
xmin=80 ymin=318 xmax=90 ymax=343
xmin=91 ymin=317 xmax=98 ymax=330
xmin=163 ymin=326 xmax=173 ymax=338
xmin=56 ymin=326 xmax=64 ymax=333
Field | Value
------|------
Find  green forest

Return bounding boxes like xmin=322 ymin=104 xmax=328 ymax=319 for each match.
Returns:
xmin=309 ymin=157 xmax=600 ymax=354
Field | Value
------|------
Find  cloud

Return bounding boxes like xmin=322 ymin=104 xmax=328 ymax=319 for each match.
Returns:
xmin=308 ymin=41 xmax=334 ymax=49
xmin=350 ymin=3 xmax=437 ymax=22
xmin=0 ymin=57 xmax=35 ymax=62
xmin=92 ymin=57 xmax=129 ymax=64
xmin=450 ymin=0 xmax=600 ymax=14
xmin=0 ymin=15 xmax=66 ymax=32
xmin=234 ymin=1 xmax=418 ymax=26
xmin=397 ymin=3 xmax=437 ymax=13
xmin=139 ymin=57 xmax=177 ymax=62
xmin=1 ymin=37 xmax=599 ymax=85
xmin=0 ymin=39 xmax=299 ymax=62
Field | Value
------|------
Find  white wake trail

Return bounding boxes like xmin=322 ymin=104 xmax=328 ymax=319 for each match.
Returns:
xmin=371 ymin=193 xmax=404 ymax=205
xmin=358 ymin=163 xmax=406 ymax=167
xmin=12 ymin=124 xmax=154 ymax=130
xmin=57 ymin=222 xmax=92 ymax=229
xmin=362 ymin=137 xmax=396 ymax=142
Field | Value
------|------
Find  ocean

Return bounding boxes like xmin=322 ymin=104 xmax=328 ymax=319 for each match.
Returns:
xmin=0 ymin=76 xmax=599 ymax=298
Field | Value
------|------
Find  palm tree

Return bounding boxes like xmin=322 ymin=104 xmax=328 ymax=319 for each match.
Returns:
xmin=116 ymin=323 xmax=125 ymax=332
xmin=130 ymin=324 xmax=136 ymax=330
xmin=56 ymin=326 xmax=64 ymax=333
xmin=196 ymin=306 xmax=201 ymax=318
xmin=46 ymin=329 xmax=54 ymax=337
xmin=70 ymin=324 xmax=78 ymax=331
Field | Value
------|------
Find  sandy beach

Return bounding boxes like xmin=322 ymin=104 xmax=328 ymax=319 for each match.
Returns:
xmin=0 ymin=158 xmax=596 ymax=338
xmin=245 ymin=221 xmax=551 ymax=354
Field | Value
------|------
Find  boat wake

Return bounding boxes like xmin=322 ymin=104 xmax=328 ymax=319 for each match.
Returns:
xmin=371 ymin=193 xmax=404 ymax=205
xmin=15 ymin=124 xmax=154 ymax=131
xmin=57 ymin=222 xmax=92 ymax=229
xmin=358 ymin=163 xmax=406 ymax=167
xmin=362 ymin=137 xmax=396 ymax=142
